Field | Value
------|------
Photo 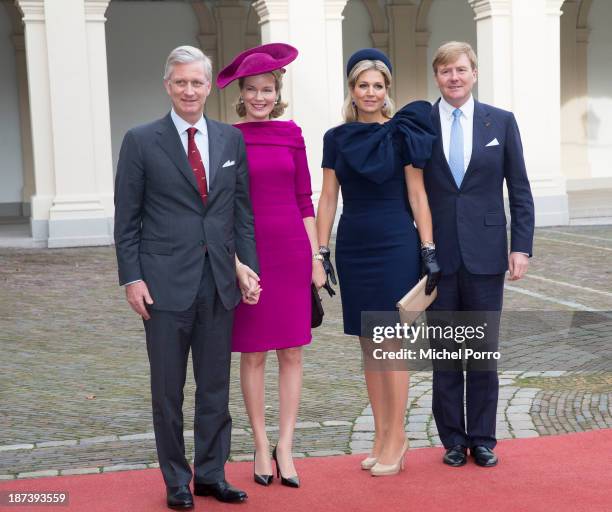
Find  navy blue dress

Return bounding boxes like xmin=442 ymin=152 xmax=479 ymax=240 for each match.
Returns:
xmin=322 ymin=101 xmax=436 ymax=336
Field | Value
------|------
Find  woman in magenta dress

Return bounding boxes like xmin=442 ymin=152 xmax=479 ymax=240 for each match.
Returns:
xmin=217 ymin=44 xmax=326 ymax=488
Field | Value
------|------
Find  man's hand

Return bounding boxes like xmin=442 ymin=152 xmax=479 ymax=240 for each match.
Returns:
xmin=125 ymin=281 xmax=154 ymax=320
xmin=508 ymin=252 xmax=529 ymax=281
xmin=237 ymin=263 xmax=261 ymax=305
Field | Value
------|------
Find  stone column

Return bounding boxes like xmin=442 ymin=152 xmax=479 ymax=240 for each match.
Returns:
xmin=17 ymin=0 xmax=114 ymax=246
xmin=415 ymin=30 xmax=430 ymax=100
xmin=469 ymin=0 xmax=513 ymax=110
xmin=253 ymin=0 xmax=348 ymax=199
xmin=193 ymin=1 xmax=220 ymax=121
xmin=386 ymin=1 xmax=419 ymax=105
xmin=253 ymin=0 xmax=290 ymax=44
xmin=214 ymin=1 xmax=249 ymax=124
xmin=84 ymin=0 xmax=114 ymax=225
xmin=323 ymin=0 xmax=349 ymax=128
xmin=253 ymin=0 xmax=292 ymax=117
xmin=16 ymin=0 xmax=55 ymax=241
xmin=560 ymin=0 xmax=590 ymax=186
xmin=469 ymin=0 xmax=568 ymax=226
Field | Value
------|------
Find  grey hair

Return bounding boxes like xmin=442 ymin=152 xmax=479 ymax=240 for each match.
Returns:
xmin=164 ymin=45 xmax=212 ymax=82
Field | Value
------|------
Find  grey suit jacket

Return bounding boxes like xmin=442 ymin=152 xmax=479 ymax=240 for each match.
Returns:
xmin=114 ymin=112 xmax=258 ymax=311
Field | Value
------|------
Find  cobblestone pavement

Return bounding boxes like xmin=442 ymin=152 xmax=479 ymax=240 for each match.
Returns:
xmin=1 ymin=226 xmax=611 ymax=479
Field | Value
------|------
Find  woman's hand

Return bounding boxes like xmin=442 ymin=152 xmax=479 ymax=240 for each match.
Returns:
xmin=236 ymin=262 xmax=261 ymax=305
xmin=319 ymin=248 xmax=337 ymax=297
xmin=420 ymin=247 xmax=441 ymax=295
xmin=312 ymin=259 xmax=327 ymax=289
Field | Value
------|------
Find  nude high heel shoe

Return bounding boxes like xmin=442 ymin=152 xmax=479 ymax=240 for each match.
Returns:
xmin=360 ymin=456 xmax=378 ymax=470
xmin=370 ymin=438 xmax=409 ymax=476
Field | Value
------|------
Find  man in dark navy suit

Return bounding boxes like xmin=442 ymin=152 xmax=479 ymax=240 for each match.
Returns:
xmin=424 ymin=42 xmax=534 ymax=468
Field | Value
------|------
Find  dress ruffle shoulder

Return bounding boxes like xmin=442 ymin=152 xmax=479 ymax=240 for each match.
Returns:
xmin=331 ymin=100 xmax=436 ymax=184
xmin=234 ymin=120 xmax=305 ymax=149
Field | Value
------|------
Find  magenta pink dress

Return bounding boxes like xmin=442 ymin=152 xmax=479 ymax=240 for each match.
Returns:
xmin=231 ymin=120 xmax=315 ymax=352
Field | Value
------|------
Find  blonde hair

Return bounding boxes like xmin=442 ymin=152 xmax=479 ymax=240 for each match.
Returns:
xmin=342 ymin=60 xmax=394 ymax=123
xmin=432 ymin=41 xmax=478 ymax=74
xmin=235 ymin=70 xmax=288 ymax=119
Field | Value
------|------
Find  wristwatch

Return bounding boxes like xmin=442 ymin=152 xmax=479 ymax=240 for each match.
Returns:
xmin=319 ymin=246 xmax=330 ymax=256
xmin=313 ymin=253 xmax=324 ymax=262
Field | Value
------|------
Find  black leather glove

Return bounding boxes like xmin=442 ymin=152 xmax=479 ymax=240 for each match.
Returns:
xmin=319 ymin=247 xmax=337 ymax=297
xmin=420 ymin=246 xmax=441 ymax=296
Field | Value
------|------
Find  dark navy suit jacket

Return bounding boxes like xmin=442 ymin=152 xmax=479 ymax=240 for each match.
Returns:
xmin=424 ymin=99 xmax=535 ymax=275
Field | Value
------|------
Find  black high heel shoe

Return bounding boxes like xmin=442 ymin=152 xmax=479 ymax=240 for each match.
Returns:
xmin=272 ymin=445 xmax=300 ymax=488
xmin=253 ymin=450 xmax=273 ymax=486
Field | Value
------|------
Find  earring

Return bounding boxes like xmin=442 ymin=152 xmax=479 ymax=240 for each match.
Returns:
xmin=275 ymin=98 xmax=279 ymax=105
xmin=383 ymin=101 xmax=387 ymax=108
xmin=238 ymin=97 xmax=244 ymax=104
xmin=351 ymin=100 xmax=356 ymax=107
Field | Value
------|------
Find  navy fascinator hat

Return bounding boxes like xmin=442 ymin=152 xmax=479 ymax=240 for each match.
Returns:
xmin=346 ymin=48 xmax=392 ymax=78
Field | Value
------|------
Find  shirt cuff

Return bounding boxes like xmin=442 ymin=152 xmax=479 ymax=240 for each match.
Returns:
xmin=123 ymin=279 xmax=143 ymax=286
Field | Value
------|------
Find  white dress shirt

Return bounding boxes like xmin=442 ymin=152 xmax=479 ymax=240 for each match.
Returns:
xmin=171 ymin=108 xmax=210 ymax=191
xmin=439 ymin=95 xmax=474 ymax=172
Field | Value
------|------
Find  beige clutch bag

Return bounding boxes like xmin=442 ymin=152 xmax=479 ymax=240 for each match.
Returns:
xmin=396 ymin=276 xmax=437 ymax=325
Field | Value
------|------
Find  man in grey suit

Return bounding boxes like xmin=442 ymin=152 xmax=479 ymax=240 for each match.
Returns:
xmin=114 ymin=46 xmax=260 ymax=510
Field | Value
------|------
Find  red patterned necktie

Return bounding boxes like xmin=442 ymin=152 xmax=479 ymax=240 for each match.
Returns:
xmin=187 ymin=127 xmax=208 ymax=205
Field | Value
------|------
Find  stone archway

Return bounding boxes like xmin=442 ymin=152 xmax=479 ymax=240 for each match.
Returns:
xmin=362 ymin=0 xmax=389 ymax=54
xmin=341 ymin=1 xmax=478 ymax=107
xmin=1 ymin=2 xmax=32 ymax=220
xmin=424 ymin=0 xmax=477 ymax=101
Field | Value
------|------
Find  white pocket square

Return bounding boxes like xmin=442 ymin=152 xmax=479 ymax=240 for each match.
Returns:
xmin=222 ymin=160 xmax=235 ymax=168
xmin=485 ymin=138 xmax=500 ymax=147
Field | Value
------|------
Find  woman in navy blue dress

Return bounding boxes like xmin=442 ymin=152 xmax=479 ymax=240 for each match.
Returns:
xmin=316 ymin=49 xmax=440 ymax=476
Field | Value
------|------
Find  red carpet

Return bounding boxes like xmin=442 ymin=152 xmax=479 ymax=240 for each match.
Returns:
xmin=1 ymin=430 xmax=610 ymax=512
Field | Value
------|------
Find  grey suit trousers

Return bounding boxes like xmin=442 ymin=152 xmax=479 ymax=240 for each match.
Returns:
xmin=143 ymin=254 xmax=234 ymax=487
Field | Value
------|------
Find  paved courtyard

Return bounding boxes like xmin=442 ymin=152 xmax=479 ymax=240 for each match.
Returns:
xmin=1 ymin=226 xmax=611 ymax=479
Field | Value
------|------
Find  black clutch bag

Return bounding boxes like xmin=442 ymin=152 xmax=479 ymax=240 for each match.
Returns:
xmin=311 ymin=284 xmax=324 ymax=328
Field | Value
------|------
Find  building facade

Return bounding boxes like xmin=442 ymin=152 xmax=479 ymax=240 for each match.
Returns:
xmin=1 ymin=0 xmax=611 ymax=247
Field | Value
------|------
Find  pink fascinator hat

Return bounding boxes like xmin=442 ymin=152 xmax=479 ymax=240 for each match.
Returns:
xmin=217 ymin=43 xmax=298 ymax=89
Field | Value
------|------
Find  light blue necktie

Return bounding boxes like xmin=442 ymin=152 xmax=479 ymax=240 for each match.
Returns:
xmin=449 ymin=108 xmax=464 ymax=187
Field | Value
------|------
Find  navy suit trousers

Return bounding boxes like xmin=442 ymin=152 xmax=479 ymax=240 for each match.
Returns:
xmin=428 ymin=265 xmax=505 ymax=449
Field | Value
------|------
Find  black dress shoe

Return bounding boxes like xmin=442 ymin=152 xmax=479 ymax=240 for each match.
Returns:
xmin=193 ymin=480 xmax=247 ymax=503
xmin=471 ymin=445 xmax=498 ymax=467
xmin=443 ymin=445 xmax=468 ymax=467
xmin=166 ymin=485 xmax=193 ymax=510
